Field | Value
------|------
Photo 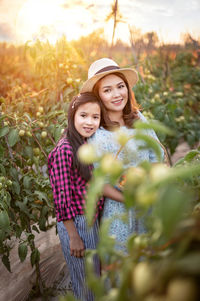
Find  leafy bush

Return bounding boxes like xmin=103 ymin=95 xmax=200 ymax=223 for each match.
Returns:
xmin=134 ymin=50 xmax=200 ymax=154
xmin=62 ymin=128 xmax=200 ymax=301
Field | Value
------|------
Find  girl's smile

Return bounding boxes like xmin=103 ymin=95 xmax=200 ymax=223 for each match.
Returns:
xmin=74 ymin=102 xmax=101 ymax=138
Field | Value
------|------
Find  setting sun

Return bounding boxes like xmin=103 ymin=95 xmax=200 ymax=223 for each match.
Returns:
xmin=0 ymin=0 xmax=200 ymax=45
xmin=15 ymin=0 xmax=95 ymax=43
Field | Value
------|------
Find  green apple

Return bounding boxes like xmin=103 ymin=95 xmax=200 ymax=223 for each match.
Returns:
xmin=67 ymin=77 xmax=73 ymax=84
xmin=78 ymin=144 xmax=97 ymax=164
xmin=101 ymin=154 xmax=123 ymax=176
xmin=126 ymin=167 xmax=146 ymax=186
xmin=38 ymin=106 xmax=44 ymax=113
xmin=41 ymin=131 xmax=47 ymax=138
xmin=132 ymin=262 xmax=155 ymax=296
xmin=19 ymin=129 xmax=25 ymax=137
xmin=166 ymin=278 xmax=197 ymax=301
xmin=33 ymin=147 xmax=40 ymax=155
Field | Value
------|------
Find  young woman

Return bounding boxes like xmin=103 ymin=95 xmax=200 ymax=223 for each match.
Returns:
xmin=80 ymin=58 xmax=164 ymax=253
xmin=48 ymin=92 xmax=123 ymax=301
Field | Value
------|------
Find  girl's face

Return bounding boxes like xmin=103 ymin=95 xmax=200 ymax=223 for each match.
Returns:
xmin=74 ymin=102 xmax=101 ymax=138
xmin=98 ymin=74 xmax=128 ymax=113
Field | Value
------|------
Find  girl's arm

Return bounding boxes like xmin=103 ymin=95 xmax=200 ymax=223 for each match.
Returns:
xmin=49 ymin=143 xmax=85 ymax=257
xmin=103 ymin=183 xmax=124 ymax=202
xmin=63 ymin=219 xmax=85 ymax=258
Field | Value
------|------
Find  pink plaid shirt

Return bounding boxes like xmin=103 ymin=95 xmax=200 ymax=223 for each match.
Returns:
xmin=48 ymin=138 xmax=104 ymax=222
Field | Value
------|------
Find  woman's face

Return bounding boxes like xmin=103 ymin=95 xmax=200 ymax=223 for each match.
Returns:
xmin=98 ymin=74 xmax=128 ymax=113
xmin=74 ymin=102 xmax=101 ymax=138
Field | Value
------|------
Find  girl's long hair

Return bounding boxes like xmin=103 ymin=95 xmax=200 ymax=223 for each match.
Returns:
xmin=93 ymin=72 xmax=140 ymax=130
xmin=62 ymin=92 xmax=103 ymax=182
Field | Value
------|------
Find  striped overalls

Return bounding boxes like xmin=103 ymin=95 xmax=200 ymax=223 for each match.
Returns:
xmin=57 ymin=216 xmax=100 ymax=301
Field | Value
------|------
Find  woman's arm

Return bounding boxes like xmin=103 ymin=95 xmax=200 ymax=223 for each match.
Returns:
xmin=63 ymin=219 xmax=85 ymax=257
xmin=103 ymin=183 xmax=124 ymax=203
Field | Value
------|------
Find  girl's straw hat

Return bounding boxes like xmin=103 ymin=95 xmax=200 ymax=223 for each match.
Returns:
xmin=80 ymin=58 xmax=138 ymax=93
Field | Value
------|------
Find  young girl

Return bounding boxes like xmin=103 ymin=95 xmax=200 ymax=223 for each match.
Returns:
xmin=48 ymin=92 xmax=123 ymax=301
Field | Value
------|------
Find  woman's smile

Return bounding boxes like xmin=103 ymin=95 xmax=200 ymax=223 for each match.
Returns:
xmin=98 ymin=74 xmax=128 ymax=113
xmin=112 ymin=98 xmax=123 ymax=105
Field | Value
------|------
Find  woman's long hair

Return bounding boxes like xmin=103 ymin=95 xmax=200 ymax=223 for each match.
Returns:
xmin=93 ymin=72 xmax=140 ymax=130
xmin=62 ymin=92 xmax=103 ymax=182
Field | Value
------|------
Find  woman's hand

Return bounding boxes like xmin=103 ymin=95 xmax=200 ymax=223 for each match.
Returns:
xmin=103 ymin=183 xmax=124 ymax=202
xmin=63 ymin=219 xmax=85 ymax=257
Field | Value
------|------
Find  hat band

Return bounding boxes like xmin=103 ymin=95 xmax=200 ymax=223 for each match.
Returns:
xmin=95 ymin=65 xmax=120 ymax=75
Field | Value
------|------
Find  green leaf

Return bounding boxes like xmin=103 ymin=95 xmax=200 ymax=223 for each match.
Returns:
xmin=32 ymin=225 xmax=40 ymax=233
xmin=16 ymin=201 xmax=30 ymax=216
xmin=0 ymin=126 xmax=9 ymax=137
xmin=153 ymin=185 xmax=189 ymax=239
xmin=3 ymin=191 xmax=11 ymax=207
xmin=151 ymin=163 xmax=200 ymax=187
xmin=7 ymin=128 xmax=19 ymax=147
xmin=23 ymin=175 xmax=32 ymax=189
xmin=0 ymin=163 xmax=6 ymax=175
xmin=18 ymin=243 xmax=28 ymax=262
xmin=134 ymin=133 xmax=163 ymax=161
xmin=24 ymin=146 xmax=33 ymax=159
xmin=0 ymin=229 xmax=5 ymax=243
xmin=184 ymin=150 xmax=200 ymax=162
xmin=12 ymin=181 xmax=20 ymax=195
xmin=23 ymin=113 xmax=32 ymax=123
xmin=30 ymin=248 xmax=40 ymax=267
xmin=34 ymin=190 xmax=48 ymax=202
xmin=174 ymin=150 xmax=200 ymax=167
xmin=15 ymin=225 xmax=22 ymax=238
xmin=0 ymin=143 xmax=4 ymax=157
xmin=174 ymin=158 xmax=185 ymax=167
xmin=0 ymin=211 xmax=10 ymax=229
xmin=9 ymin=167 xmax=19 ymax=180
xmin=97 ymin=218 xmax=116 ymax=261
xmin=41 ymin=206 xmax=48 ymax=217
xmin=39 ymin=217 xmax=46 ymax=231
xmin=27 ymin=233 xmax=35 ymax=243
xmin=2 ymin=254 xmax=11 ymax=272
xmin=54 ymin=126 xmax=62 ymax=142
xmin=86 ymin=175 xmax=105 ymax=225
xmin=134 ymin=120 xmax=174 ymax=135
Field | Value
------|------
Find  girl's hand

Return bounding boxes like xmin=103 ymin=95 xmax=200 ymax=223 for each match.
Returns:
xmin=63 ymin=219 xmax=85 ymax=258
xmin=69 ymin=234 xmax=85 ymax=257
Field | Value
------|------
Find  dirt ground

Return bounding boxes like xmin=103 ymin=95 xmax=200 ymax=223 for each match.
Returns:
xmin=0 ymin=142 xmax=194 ymax=301
xmin=0 ymin=223 xmax=71 ymax=301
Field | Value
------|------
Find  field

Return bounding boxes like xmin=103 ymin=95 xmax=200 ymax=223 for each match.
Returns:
xmin=0 ymin=33 xmax=200 ymax=300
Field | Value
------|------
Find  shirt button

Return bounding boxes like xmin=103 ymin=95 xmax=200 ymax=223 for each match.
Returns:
xmin=60 ymin=190 xmax=64 ymax=194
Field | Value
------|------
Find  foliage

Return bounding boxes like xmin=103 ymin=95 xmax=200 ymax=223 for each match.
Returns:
xmin=0 ymin=103 xmax=68 ymax=292
xmin=134 ymin=50 xmax=200 ymax=154
xmin=68 ymin=129 xmax=200 ymax=301
xmin=0 ymin=37 xmax=200 ymax=298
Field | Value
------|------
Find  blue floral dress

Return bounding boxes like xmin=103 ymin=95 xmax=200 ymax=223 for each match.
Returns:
xmin=89 ymin=111 xmax=164 ymax=252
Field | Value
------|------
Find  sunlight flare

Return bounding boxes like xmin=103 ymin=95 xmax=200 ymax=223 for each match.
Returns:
xmin=15 ymin=0 xmax=95 ymax=43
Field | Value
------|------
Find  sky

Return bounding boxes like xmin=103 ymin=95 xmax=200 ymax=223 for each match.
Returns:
xmin=0 ymin=0 xmax=200 ymax=45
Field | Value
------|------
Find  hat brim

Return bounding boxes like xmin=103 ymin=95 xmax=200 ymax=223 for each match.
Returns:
xmin=80 ymin=68 xmax=138 ymax=93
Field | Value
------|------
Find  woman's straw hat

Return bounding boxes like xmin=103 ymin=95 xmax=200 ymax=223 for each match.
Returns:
xmin=80 ymin=58 xmax=138 ymax=93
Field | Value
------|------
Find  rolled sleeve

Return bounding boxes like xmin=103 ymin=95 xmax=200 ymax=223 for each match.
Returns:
xmin=48 ymin=145 xmax=76 ymax=221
